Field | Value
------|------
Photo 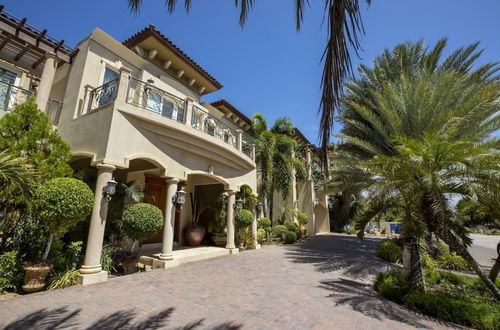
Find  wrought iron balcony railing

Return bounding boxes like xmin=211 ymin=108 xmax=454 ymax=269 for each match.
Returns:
xmin=0 ymin=80 xmax=33 ymax=112
xmin=0 ymin=80 xmax=61 ymax=125
xmin=87 ymin=78 xmax=119 ymax=112
xmin=242 ymin=136 xmax=254 ymax=158
xmin=126 ymin=77 xmax=186 ymax=123
xmin=192 ymin=105 xmax=239 ymax=149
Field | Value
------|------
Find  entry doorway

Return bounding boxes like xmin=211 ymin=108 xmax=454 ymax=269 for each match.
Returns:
xmin=142 ymin=176 xmax=181 ymax=244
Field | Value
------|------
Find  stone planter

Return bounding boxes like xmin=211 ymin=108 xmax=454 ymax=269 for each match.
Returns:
xmin=184 ymin=225 xmax=206 ymax=246
xmin=22 ymin=264 xmax=52 ymax=293
xmin=211 ymin=232 xmax=227 ymax=247
xmin=121 ymin=257 xmax=138 ymax=275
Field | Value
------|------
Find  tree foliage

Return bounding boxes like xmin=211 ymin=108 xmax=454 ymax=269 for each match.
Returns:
xmin=121 ymin=203 xmax=164 ymax=242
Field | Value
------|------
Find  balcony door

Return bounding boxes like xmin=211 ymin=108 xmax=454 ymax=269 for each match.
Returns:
xmin=0 ymin=67 xmax=19 ymax=112
xmin=97 ymin=67 xmax=119 ymax=108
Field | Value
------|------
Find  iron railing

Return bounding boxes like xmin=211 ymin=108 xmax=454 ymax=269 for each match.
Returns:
xmin=192 ymin=105 xmax=239 ymax=148
xmin=242 ymin=136 xmax=254 ymax=158
xmin=46 ymin=99 xmax=62 ymax=125
xmin=87 ymin=78 xmax=119 ymax=112
xmin=126 ymin=77 xmax=185 ymax=123
xmin=0 ymin=80 xmax=33 ymax=112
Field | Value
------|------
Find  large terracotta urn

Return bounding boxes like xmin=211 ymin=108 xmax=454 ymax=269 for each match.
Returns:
xmin=183 ymin=225 xmax=206 ymax=246
xmin=23 ymin=263 xmax=52 ymax=293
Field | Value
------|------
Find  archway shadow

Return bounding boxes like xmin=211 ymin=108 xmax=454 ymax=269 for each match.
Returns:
xmin=2 ymin=306 xmax=243 ymax=330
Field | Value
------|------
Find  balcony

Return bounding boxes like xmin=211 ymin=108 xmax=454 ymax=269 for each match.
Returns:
xmin=84 ymin=77 xmax=255 ymax=162
xmin=0 ymin=80 xmax=63 ymax=124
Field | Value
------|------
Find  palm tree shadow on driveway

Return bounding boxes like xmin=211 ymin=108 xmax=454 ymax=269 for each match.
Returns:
xmin=2 ymin=306 xmax=243 ymax=330
xmin=283 ymin=234 xmax=456 ymax=329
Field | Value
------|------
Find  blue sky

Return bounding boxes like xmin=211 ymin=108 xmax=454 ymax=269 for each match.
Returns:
xmin=6 ymin=1 xmax=500 ymax=144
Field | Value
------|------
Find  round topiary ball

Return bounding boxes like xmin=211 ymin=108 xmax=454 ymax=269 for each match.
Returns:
xmin=284 ymin=231 xmax=297 ymax=244
xmin=258 ymin=217 xmax=271 ymax=230
xmin=121 ymin=203 xmax=163 ymax=242
xmin=235 ymin=209 xmax=253 ymax=228
xmin=34 ymin=178 xmax=94 ymax=234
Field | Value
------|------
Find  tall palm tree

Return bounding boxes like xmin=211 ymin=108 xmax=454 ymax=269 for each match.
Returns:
xmin=322 ymin=42 xmax=500 ymax=297
xmin=128 ymin=0 xmax=371 ymax=164
xmin=251 ymin=115 xmax=306 ymax=221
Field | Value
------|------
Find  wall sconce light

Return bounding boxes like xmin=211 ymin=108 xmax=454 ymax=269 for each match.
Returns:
xmin=172 ymin=188 xmax=187 ymax=205
xmin=256 ymin=202 xmax=263 ymax=213
xmin=234 ymin=197 xmax=244 ymax=210
xmin=103 ymin=178 xmax=118 ymax=202
xmin=146 ymin=79 xmax=155 ymax=85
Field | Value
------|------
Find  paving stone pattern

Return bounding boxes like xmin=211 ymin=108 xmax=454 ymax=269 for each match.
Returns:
xmin=0 ymin=234 xmax=458 ymax=329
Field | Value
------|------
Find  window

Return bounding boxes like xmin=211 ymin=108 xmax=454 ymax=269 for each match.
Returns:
xmin=191 ymin=113 xmax=201 ymax=129
xmin=0 ymin=67 xmax=19 ymax=112
xmin=146 ymin=89 xmax=185 ymax=122
xmin=97 ymin=67 xmax=119 ymax=108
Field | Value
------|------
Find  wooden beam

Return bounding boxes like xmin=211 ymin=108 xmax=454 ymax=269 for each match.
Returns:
xmin=198 ymin=86 xmax=206 ymax=94
xmin=32 ymin=53 xmax=46 ymax=69
xmin=177 ymin=70 xmax=184 ymax=78
xmin=15 ymin=18 xmax=27 ymax=34
xmin=15 ymin=44 xmax=31 ymax=61
xmin=35 ymin=29 xmax=47 ymax=46
xmin=53 ymin=39 xmax=64 ymax=53
xmin=0 ymin=34 xmax=12 ymax=51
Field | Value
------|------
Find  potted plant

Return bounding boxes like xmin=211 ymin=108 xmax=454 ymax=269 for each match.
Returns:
xmin=208 ymin=195 xmax=227 ymax=247
xmin=27 ymin=178 xmax=93 ymax=292
xmin=235 ymin=209 xmax=254 ymax=248
xmin=119 ymin=203 xmax=163 ymax=274
xmin=184 ymin=191 xmax=208 ymax=246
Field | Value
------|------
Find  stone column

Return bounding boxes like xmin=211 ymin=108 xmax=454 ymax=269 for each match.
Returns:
xmin=115 ymin=67 xmax=131 ymax=103
xmin=225 ymin=190 xmax=238 ymax=253
xmin=158 ymin=178 xmax=179 ymax=262
xmin=184 ymin=97 xmax=194 ymax=126
xmin=236 ymin=130 xmax=243 ymax=151
xmin=252 ymin=206 xmax=261 ymax=249
xmin=78 ymin=164 xmax=115 ymax=285
xmin=291 ymin=150 xmax=298 ymax=224
xmin=35 ymin=52 xmax=58 ymax=112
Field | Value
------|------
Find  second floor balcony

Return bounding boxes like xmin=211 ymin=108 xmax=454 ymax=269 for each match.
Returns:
xmin=84 ymin=76 xmax=255 ymax=162
xmin=0 ymin=80 xmax=63 ymax=125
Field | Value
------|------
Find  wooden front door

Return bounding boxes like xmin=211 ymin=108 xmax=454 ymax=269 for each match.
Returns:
xmin=142 ymin=176 xmax=167 ymax=244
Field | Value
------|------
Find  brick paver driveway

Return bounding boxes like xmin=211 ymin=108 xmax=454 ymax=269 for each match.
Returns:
xmin=0 ymin=233 xmax=456 ymax=329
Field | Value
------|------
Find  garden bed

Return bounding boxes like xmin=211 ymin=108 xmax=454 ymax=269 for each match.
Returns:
xmin=375 ymin=269 xmax=500 ymax=329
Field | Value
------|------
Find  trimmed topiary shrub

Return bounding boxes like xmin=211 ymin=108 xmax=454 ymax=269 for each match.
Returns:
xmin=0 ymin=251 xmax=22 ymax=293
xmin=235 ymin=209 xmax=253 ymax=229
xmin=257 ymin=228 xmax=266 ymax=243
xmin=376 ymin=239 xmax=403 ymax=264
xmin=34 ymin=178 xmax=94 ymax=261
xmin=121 ymin=203 xmax=164 ymax=244
xmin=297 ymin=212 xmax=309 ymax=226
xmin=273 ymin=225 xmax=288 ymax=236
xmin=258 ymin=217 xmax=271 ymax=230
xmin=284 ymin=220 xmax=301 ymax=239
xmin=284 ymin=231 xmax=297 ymax=244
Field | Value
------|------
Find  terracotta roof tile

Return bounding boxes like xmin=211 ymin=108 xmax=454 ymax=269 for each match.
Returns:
xmin=211 ymin=99 xmax=252 ymax=125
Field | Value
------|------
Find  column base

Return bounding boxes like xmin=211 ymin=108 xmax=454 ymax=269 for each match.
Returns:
xmin=77 ymin=271 xmax=108 ymax=286
xmin=158 ymin=253 xmax=174 ymax=261
xmin=253 ymin=243 xmax=261 ymax=250
xmin=226 ymin=248 xmax=239 ymax=254
xmin=153 ymin=259 xmax=178 ymax=269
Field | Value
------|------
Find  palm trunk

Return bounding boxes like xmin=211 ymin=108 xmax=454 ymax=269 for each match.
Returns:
xmin=42 ymin=232 xmax=54 ymax=261
xmin=425 ymin=232 xmax=440 ymax=259
xmin=490 ymin=254 xmax=500 ymax=281
xmin=402 ymin=232 xmax=425 ymax=291
xmin=262 ymin=195 xmax=269 ymax=218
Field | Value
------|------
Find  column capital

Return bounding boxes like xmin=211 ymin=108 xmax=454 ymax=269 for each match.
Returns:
xmin=96 ymin=163 xmax=116 ymax=171
xmin=45 ymin=52 xmax=58 ymax=60
xmin=165 ymin=177 xmax=180 ymax=184
xmin=225 ymin=190 xmax=236 ymax=196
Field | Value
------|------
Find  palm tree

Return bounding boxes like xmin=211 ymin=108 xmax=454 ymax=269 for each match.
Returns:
xmin=128 ymin=0 xmax=371 ymax=164
xmin=322 ymin=42 xmax=500 ymax=297
xmin=251 ymin=115 xmax=306 ymax=222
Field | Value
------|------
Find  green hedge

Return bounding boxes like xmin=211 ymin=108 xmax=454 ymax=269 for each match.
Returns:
xmin=284 ymin=231 xmax=297 ymax=244
xmin=257 ymin=217 xmax=271 ymax=230
xmin=0 ymin=251 xmax=22 ymax=293
xmin=376 ymin=239 xmax=403 ymax=264
xmin=121 ymin=203 xmax=164 ymax=242
xmin=235 ymin=209 xmax=253 ymax=228
xmin=375 ymin=270 xmax=500 ymax=329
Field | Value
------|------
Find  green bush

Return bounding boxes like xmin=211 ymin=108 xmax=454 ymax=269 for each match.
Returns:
xmin=257 ymin=228 xmax=266 ymax=243
xmin=258 ymin=217 xmax=271 ymax=230
xmin=0 ymin=251 xmax=22 ymax=293
xmin=273 ymin=225 xmax=288 ymax=236
xmin=376 ymin=239 xmax=403 ymax=264
xmin=101 ymin=244 xmax=119 ymax=273
xmin=376 ymin=269 xmax=500 ymax=329
xmin=284 ymin=231 xmax=297 ymax=244
xmin=50 ymin=240 xmax=83 ymax=273
xmin=297 ymin=212 xmax=309 ymax=226
xmin=421 ymin=252 xmax=439 ymax=269
xmin=436 ymin=252 xmax=470 ymax=271
xmin=235 ymin=209 xmax=254 ymax=229
xmin=34 ymin=178 xmax=94 ymax=260
xmin=284 ymin=220 xmax=301 ymax=239
xmin=47 ymin=269 xmax=80 ymax=290
xmin=121 ymin=203 xmax=164 ymax=242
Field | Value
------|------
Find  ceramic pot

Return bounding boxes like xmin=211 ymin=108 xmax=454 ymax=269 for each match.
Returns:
xmin=184 ymin=225 xmax=206 ymax=246
xmin=23 ymin=264 xmax=52 ymax=293
xmin=211 ymin=232 xmax=227 ymax=247
xmin=121 ymin=257 xmax=138 ymax=275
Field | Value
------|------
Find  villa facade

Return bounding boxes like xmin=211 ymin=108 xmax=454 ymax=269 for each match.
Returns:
xmin=0 ymin=7 xmax=329 ymax=286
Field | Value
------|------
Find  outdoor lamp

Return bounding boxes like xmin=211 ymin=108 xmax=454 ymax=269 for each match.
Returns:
xmin=234 ymin=197 xmax=244 ymax=210
xmin=256 ymin=202 xmax=263 ymax=213
xmin=103 ymin=178 xmax=118 ymax=202
xmin=146 ymin=79 xmax=155 ymax=85
xmin=173 ymin=189 xmax=187 ymax=205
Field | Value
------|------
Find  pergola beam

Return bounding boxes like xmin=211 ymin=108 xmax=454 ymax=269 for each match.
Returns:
xmin=32 ymin=53 xmax=46 ymax=69
xmin=14 ymin=43 xmax=31 ymax=61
